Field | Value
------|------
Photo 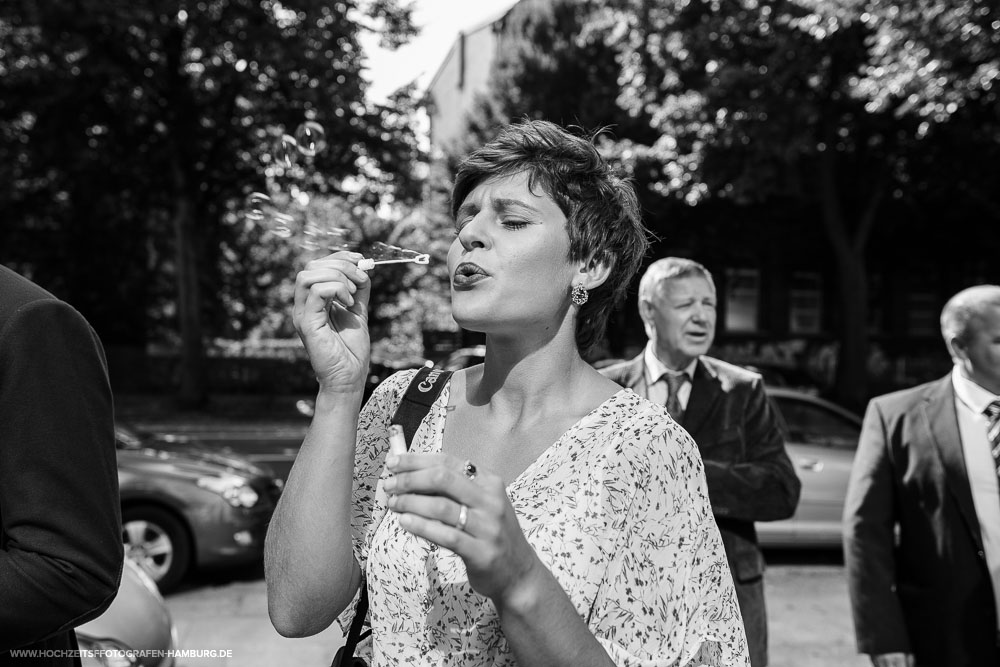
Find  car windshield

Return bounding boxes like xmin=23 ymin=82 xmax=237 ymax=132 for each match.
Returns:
xmin=773 ymin=396 xmax=860 ymax=450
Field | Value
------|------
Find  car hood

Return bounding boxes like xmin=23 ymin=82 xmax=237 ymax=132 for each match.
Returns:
xmin=117 ymin=444 xmax=269 ymax=480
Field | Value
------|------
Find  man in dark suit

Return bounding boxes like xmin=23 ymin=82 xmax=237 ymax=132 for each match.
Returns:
xmin=0 ymin=265 xmax=123 ymax=665
xmin=601 ymin=257 xmax=800 ymax=667
xmin=844 ymin=284 xmax=1000 ymax=667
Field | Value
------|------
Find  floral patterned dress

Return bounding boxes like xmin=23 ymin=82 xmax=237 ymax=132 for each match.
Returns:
xmin=337 ymin=370 xmax=749 ymax=666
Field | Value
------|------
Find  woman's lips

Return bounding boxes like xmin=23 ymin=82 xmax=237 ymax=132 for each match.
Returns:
xmin=453 ymin=262 xmax=488 ymax=287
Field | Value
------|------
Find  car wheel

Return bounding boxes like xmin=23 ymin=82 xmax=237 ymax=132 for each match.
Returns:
xmin=122 ymin=505 xmax=191 ymax=593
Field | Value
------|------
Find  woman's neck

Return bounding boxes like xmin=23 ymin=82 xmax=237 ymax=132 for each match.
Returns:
xmin=470 ymin=331 xmax=590 ymax=414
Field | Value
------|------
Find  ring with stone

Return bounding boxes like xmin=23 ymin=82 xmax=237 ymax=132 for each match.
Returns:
xmin=463 ymin=460 xmax=477 ymax=480
xmin=455 ymin=504 xmax=469 ymax=531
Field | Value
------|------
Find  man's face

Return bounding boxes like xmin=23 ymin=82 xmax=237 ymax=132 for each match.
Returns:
xmin=641 ymin=275 xmax=717 ymax=370
xmin=954 ymin=303 xmax=1000 ymax=394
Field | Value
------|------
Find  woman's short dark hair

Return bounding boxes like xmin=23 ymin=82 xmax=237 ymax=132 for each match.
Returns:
xmin=451 ymin=120 xmax=650 ymax=355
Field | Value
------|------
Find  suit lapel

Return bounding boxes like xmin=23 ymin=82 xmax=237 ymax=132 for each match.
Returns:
xmin=683 ymin=359 xmax=722 ymax=435
xmin=621 ymin=355 xmax=647 ymax=394
xmin=922 ymin=377 xmax=984 ymax=551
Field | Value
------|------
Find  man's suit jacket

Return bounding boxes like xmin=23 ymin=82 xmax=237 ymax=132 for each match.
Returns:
xmin=0 ymin=266 xmax=123 ymax=665
xmin=601 ymin=354 xmax=800 ymax=666
xmin=844 ymin=376 xmax=1000 ymax=667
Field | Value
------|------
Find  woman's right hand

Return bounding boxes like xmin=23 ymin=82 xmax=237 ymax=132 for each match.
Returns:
xmin=292 ymin=252 xmax=372 ymax=393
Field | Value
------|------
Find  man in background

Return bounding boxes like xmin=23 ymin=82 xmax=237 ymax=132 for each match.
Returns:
xmin=601 ymin=256 xmax=800 ymax=667
xmin=0 ymin=265 xmax=123 ymax=666
xmin=844 ymin=284 xmax=1000 ymax=667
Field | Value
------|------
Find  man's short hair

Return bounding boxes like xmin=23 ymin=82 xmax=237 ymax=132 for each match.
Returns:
xmin=940 ymin=284 xmax=1000 ymax=353
xmin=638 ymin=257 xmax=715 ymax=303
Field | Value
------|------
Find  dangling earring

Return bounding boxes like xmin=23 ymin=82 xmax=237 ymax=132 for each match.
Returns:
xmin=571 ymin=284 xmax=589 ymax=306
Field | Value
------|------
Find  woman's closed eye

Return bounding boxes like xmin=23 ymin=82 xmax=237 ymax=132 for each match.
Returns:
xmin=500 ymin=218 xmax=529 ymax=230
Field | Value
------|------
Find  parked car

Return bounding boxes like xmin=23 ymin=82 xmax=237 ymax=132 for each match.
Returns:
xmin=76 ymin=558 xmax=177 ymax=667
xmin=116 ymin=424 xmax=282 ymax=592
xmin=757 ymin=388 xmax=862 ymax=548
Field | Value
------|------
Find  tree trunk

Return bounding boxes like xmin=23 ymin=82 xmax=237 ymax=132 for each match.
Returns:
xmin=817 ymin=147 xmax=880 ymax=410
xmin=830 ymin=249 xmax=869 ymax=411
xmin=172 ymin=157 xmax=207 ymax=408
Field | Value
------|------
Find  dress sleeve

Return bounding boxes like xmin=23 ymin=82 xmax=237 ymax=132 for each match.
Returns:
xmin=590 ymin=422 xmax=750 ymax=666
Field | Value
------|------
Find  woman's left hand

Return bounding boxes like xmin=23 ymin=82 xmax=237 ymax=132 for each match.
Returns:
xmin=383 ymin=453 xmax=541 ymax=604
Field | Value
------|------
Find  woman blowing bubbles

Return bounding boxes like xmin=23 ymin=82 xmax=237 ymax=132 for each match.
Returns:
xmin=265 ymin=120 xmax=749 ymax=666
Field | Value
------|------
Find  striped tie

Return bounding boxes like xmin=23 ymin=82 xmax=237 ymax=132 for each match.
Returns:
xmin=987 ymin=400 xmax=1000 ymax=475
xmin=663 ymin=373 xmax=689 ymax=423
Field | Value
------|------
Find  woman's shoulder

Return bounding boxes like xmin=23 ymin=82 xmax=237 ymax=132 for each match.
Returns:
xmin=599 ymin=389 xmax=675 ymax=437
xmin=594 ymin=390 xmax=700 ymax=466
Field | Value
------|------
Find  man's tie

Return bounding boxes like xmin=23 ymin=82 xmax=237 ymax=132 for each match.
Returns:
xmin=663 ymin=373 xmax=689 ymax=423
xmin=986 ymin=399 xmax=1000 ymax=476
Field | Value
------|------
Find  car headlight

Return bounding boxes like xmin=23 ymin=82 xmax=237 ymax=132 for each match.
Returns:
xmin=196 ymin=474 xmax=259 ymax=508
xmin=76 ymin=636 xmax=138 ymax=667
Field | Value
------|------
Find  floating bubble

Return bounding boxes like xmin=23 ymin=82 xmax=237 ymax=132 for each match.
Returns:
xmin=298 ymin=223 xmax=356 ymax=252
xmin=294 ymin=121 xmax=327 ymax=158
xmin=270 ymin=212 xmax=295 ymax=239
xmin=273 ymin=134 xmax=298 ymax=169
xmin=357 ymin=242 xmax=430 ymax=270
xmin=245 ymin=192 xmax=272 ymax=222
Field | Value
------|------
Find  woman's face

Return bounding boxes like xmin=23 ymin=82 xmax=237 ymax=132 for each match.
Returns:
xmin=448 ymin=170 xmax=578 ymax=337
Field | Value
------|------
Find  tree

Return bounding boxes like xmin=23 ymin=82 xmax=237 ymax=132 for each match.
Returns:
xmin=0 ymin=0 xmax=422 ymax=405
xmin=593 ymin=0 xmax=1000 ymax=407
xmin=458 ymin=0 xmax=654 ymax=151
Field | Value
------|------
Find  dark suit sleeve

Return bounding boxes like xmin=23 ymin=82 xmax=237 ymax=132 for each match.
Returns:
xmin=701 ymin=378 xmax=801 ymax=521
xmin=842 ymin=399 xmax=910 ymax=656
xmin=0 ymin=299 xmax=123 ymax=650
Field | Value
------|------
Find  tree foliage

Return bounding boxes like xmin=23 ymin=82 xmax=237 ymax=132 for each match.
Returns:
xmin=0 ymin=0 xmax=423 ymax=403
xmin=589 ymin=0 xmax=1000 ymax=405
xmin=450 ymin=0 xmax=999 ymax=405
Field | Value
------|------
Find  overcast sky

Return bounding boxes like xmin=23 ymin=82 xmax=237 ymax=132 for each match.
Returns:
xmin=360 ymin=0 xmax=519 ymax=103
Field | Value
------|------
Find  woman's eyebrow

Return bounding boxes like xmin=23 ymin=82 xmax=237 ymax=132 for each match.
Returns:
xmin=455 ymin=202 xmax=478 ymax=220
xmin=456 ymin=197 xmax=541 ymax=220
xmin=493 ymin=197 xmax=541 ymax=215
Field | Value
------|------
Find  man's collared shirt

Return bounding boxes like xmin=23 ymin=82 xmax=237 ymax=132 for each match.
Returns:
xmin=952 ymin=365 xmax=1000 ymax=628
xmin=643 ymin=342 xmax=698 ymax=410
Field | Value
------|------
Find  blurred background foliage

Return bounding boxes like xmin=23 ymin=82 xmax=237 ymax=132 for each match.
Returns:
xmin=0 ymin=0 xmax=452 ymax=404
xmin=1 ymin=0 xmax=998 ymax=408
xmin=451 ymin=0 xmax=1000 ymax=407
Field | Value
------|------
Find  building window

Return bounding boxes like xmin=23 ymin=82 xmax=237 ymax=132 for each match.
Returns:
xmin=789 ymin=272 xmax=822 ymax=334
xmin=724 ymin=268 xmax=760 ymax=333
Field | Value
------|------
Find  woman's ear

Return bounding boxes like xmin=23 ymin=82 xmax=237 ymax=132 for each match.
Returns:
xmin=576 ymin=255 xmax=612 ymax=292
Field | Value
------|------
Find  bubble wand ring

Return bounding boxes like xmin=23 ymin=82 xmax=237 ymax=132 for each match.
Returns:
xmin=358 ymin=255 xmax=430 ymax=271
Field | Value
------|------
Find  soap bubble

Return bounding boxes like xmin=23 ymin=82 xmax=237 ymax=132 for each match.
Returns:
xmin=294 ymin=121 xmax=327 ymax=158
xmin=270 ymin=211 xmax=295 ymax=239
xmin=273 ymin=134 xmax=298 ymax=169
xmin=368 ymin=242 xmax=428 ymax=263
xmin=245 ymin=192 xmax=272 ymax=222
xmin=298 ymin=223 xmax=356 ymax=252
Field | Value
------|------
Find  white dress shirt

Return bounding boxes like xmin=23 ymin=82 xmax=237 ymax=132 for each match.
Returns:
xmin=952 ymin=365 xmax=1000 ymax=627
xmin=643 ymin=342 xmax=698 ymax=409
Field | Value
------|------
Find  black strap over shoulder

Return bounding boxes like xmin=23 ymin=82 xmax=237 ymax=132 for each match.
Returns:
xmin=334 ymin=365 xmax=452 ymax=666
xmin=390 ymin=365 xmax=453 ymax=443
